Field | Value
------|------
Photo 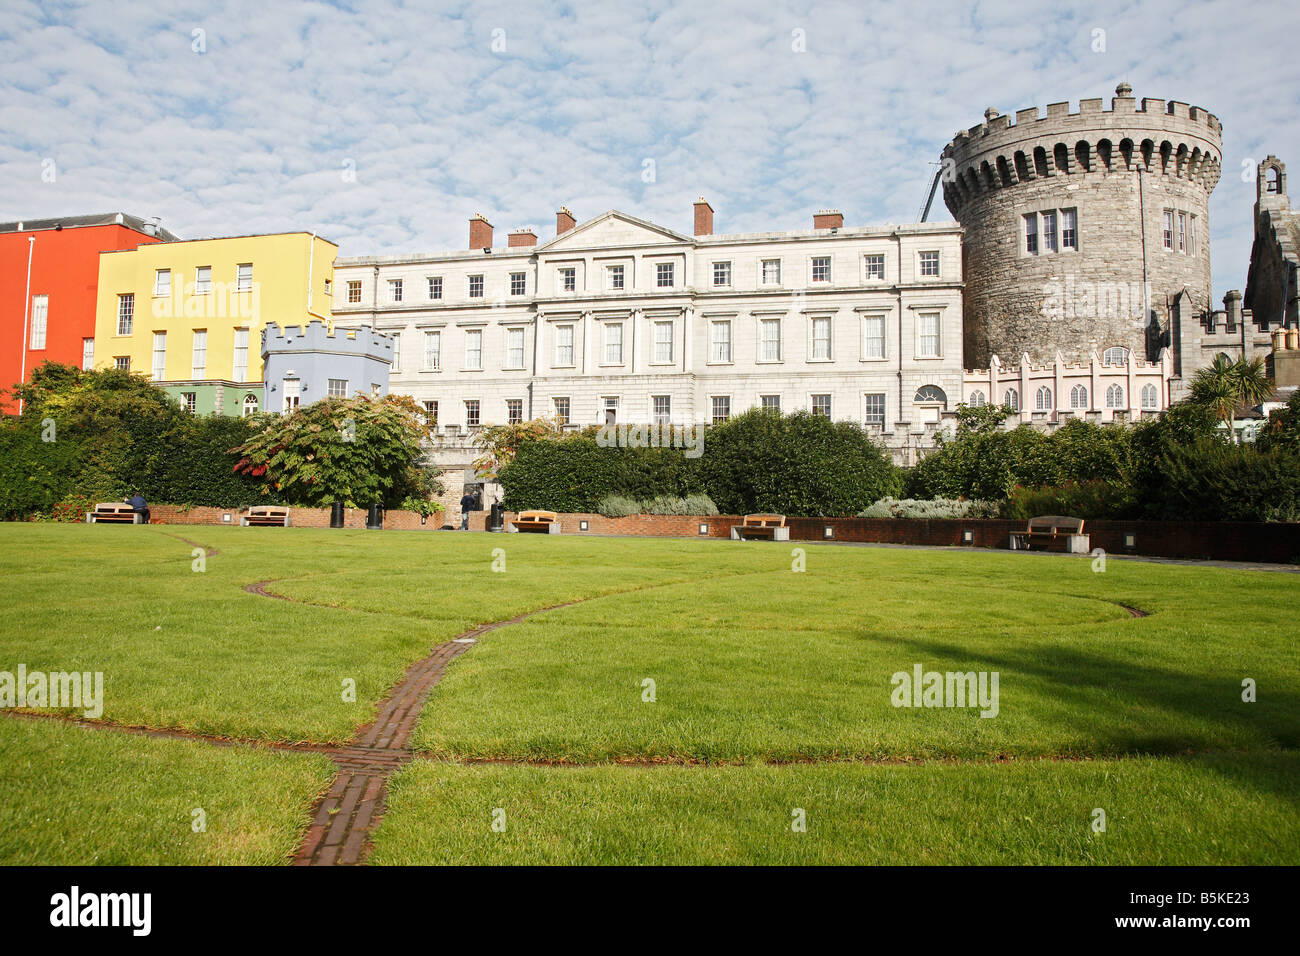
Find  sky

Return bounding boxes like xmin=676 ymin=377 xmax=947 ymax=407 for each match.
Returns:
xmin=1 ymin=0 xmax=1297 ymax=299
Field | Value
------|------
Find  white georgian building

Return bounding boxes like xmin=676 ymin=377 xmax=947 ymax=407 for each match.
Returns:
xmin=332 ymin=202 xmax=966 ymax=464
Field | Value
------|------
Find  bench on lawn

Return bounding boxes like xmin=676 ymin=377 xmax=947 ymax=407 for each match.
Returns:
xmin=86 ymin=502 xmax=143 ymax=524
xmin=731 ymin=514 xmax=790 ymax=541
xmin=507 ymin=509 xmax=560 ymax=534
xmin=241 ymin=505 xmax=291 ymax=527
xmin=1009 ymin=515 xmax=1089 ymax=554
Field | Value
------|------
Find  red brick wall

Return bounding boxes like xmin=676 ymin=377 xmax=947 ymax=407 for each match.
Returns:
xmin=148 ymin=504 xmax=451 ymax=531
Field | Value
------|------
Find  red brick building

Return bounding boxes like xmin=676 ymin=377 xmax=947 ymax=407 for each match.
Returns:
xmin=0 ymin=213 xmax=177 ymax=413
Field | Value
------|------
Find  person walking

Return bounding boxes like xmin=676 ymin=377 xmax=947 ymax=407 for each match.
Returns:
xmin=459 ymin=489 xmax=476 ymax=531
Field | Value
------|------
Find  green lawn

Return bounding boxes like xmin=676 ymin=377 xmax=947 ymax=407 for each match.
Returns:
xmin=0 ymin=523 xmax=1296 ymax=865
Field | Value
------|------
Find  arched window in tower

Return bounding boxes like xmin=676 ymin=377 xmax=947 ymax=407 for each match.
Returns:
xmin=1266 ymin=166 xmax=1281 ymax=194
xmin=1105 ymin=384 xmax=1125 ymax=408
xmin=1053 ymin=142 xmax=1070 ymax=174
xmin=1004 ymin=388 xmax=1019 ymax=412
xmin=1103 ymin=346 xmax=1129 ymax=366
xmin=1140 ymin=384 xmax=1159 ymax=409
xmin=1075 ymin=140 xmax=1091 ymax=172
xmin=914 ymin=385 xmax=948 ymax=407
xmin=1035 ymin=386 xmax=1053 ymax=411
xmin=1069 ymin=384 xmax=1088 ymax=409
xmin=967 ymin=390 xmax=986 ymax=407
xmin=1033 ymin=146 xmax=1050 ymax=178
xmin=1097 ymin=139 xmax=1113 ymax=171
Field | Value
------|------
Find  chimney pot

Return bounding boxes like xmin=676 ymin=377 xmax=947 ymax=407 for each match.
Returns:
xmin=693 ymin=197 xmax=714 ymax=236
xmin=469 ymin=213 xmax=493 ymax=250
xmin=508 ymin=228 xmax=538 ymax=247
xmin=813 ymin=209 xmax=844 ymax=230
xmin=556 ymin=206 xmax=576 ymax=235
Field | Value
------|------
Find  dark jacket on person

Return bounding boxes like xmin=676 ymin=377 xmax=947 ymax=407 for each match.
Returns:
xmin=128 ymin=494 xmax=147 ymax=511
xmin=459 ymin=493 xmax=476 ymax=512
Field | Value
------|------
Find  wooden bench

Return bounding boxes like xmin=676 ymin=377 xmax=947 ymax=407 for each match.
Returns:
xmin=731 ymin=514 xmax=790 ymax=541
xmin=1009 ymin=515 xmax=1090 ymax=554
xmin=241 ymin=506 xmax=291 ymax=527
xmin=507 ymin=509 xmax=560 ymax=534
xmin=86 ymin=502 xmax=143 ymax=524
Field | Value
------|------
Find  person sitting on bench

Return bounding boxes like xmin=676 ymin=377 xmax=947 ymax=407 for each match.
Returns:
xmin=126 ymin=492 xmax=150 ymax=525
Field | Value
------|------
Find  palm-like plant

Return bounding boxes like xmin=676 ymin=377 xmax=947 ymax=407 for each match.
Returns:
xmin=1189 ymin=355 xmax=1273 ymax=443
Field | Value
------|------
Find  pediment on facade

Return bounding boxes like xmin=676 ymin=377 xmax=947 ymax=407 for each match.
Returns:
xmin=538 ymin=210 xmax=691 ymax=253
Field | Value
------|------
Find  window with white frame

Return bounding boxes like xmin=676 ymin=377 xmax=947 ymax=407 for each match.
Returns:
xmin=195 ymin=266 xmax=211 ymax=295
xmin=1042 ymin=212 xmax=1058 ymax=253
xmin=114 ymin=356 xmax=130 ymax=370
xmin=1163 ymin=210 xmax=1174 ymax=250
xmin=236 ymin=263 xmax=253 ymax=292
xmin=233 ymin=328 xmax=249 ymax=382
xmin=1024 ymin=213 xmax=1038 ymax=254
xmin=505 ymin=327 xmax=525 ymax=368
xmin=554 ymin=324 xmax=574 ymax=367
xmin=864 ymin=392 xmax=886 ymax=427
xmin=390 ymin=334 xmax=401 ymax=373
xmin=967 ymin=390 xmax=986 ymax=407
xmin=919 ymin=251 xmax=940 ymax=276
xmin=282 ymin=378 xmax=300 ymax=411
xmin=652 ymin=394 xmax=671 ymax=424
xmin=604 ymin=322 xmax=623 ymax=364
xmin=1105 ymin=384 xmax=1125 ymax=408
xmin=154 ymin=269 xmax=171 ymax=297
xmin=711 ymin=395 xmax=730 ymax=424
xmin=760 ymin=317 xmax=782 ymax=361
xmin=510 ymin=272 xmax=526 ymax=296
xmin=428 ymin=276 xmax=442 ymax=300
xmin=151 ymin=332 xmax=166 ymax=380
xmin=468 ymin=275 xmax=484 ymax=298
xmin=117 ymin=294 xmax=134 ymax=335
xmin=423 ymin=330 xmax=441 ymax=370
xmin=606 ymin=264 xmax=624 ymax=290
xmin=811 ymin=394 xmax=831 ymax=417
xmin=811 ymin=256 xmax=831 ymax=283
xmin=1103 ymin=346 xmax=1129 ymax=365
xmin=1004 ymin=388 xmax=1019 ymax=412
xmin=243 ymin=394 xmax=259 ymax=416
xmin=181 ymin=392 xmax=196 ymax=414
xmin=656 ymin=262 xmax=674 ymax=288
xmin=191 ymin=329 xmax=207 ymax=378
xmin=1070 ymin=384 xmax=1088 ymax=409
xmin=1062 ymin=209 xmax=1077 ymax=250
xmin=464 ymin=328 xmax=483 ymax=368
xmin=603 ymin=396 xmax=618 ymax=425
xmin=865 ymin=254 xmax=885 ymax=281
xmin=1178 ymin=212 xmax=1187 ymax=253
xmin=811 ymin=316 xmax=832 ymax=360
xmin=422 ymin=400 xmax=438 ymax=426
xmin=653 ymin=321 xmax=674 ymax=363
xmin=1188 ymin=215 xmax=1197 ymax=256
xmin=81 ymin=338 xmax=94 ymax=370
xmin=712 ymin=261 xmax=731 ymax=287
xmin=553 ymin=397 xmax=569 ymax=425
xmin=560 ymin=267 xmax=576 ymax=292
xmin=710 ymin=320 xmax=731 ymax=363
xmin=348 ymin=280 xmax=362 ymax=303
xmin=761 ymin=394 xmax=781 ymax=412
xmin=389 ymin=279 xmax=403 ymax=302
xmin=1141 ymin=383 xmax=1159 ymax=409
xmin=761 ymin=259 xmax=781 ymax=285
xmin=862 ymin=314 xmax=885 ymax=359
xmin=327 ymin=378 xmax=348 ymax=398
xmin=465 ymin=399 xmax=481 ymax=428
xmin=914 ymin=385 xmax=947 ymax=407
xmin=1035 ymin=385 xmax=1053 ymax=411
xmin=506 ymin=399 xmax=523 ymax=424
xmin=917 ymin=312 xmax=941 ymax=358
xmin=29 ymin=295 xmax=47 ymax=349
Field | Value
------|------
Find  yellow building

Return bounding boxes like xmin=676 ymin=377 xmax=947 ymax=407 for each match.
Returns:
xmin=94 ymin=232 xmax=337 ymax=414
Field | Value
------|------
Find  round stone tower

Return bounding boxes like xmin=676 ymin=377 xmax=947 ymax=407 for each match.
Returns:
xmin=941 ymin=84 xmax=1222 ymax=371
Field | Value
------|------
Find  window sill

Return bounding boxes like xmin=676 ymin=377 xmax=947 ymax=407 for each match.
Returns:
xmin=806 ymin=357 xmax=834 ymax=364
xmin=859 ymin=357 xmax=888 ymax=363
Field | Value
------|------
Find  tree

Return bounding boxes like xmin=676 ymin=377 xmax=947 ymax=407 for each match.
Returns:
xmin=1189 ymin=355 xmax=1272 ymax=443
xmin=1256 ymin=390 xmax=1300 ymax=454
xmin=472 ymin=417 xmax=564 ymax=480
xmin=232 ymin=393 xmax=431 ymax=508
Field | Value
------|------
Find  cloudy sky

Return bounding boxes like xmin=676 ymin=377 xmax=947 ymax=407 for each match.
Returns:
xmin=2 ymin=0 xmax=1296 ymax=297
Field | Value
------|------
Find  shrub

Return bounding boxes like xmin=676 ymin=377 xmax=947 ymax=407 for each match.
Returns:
xmin=1256 ymin=391 xmax=1300 ymax=454
xmin=1150 ymin=439 xmax=1300 ymax=522
xmin=595 ymin=494 xmax=643 ymax=518
xmin=1001 ymin=481 xmax=1140 ymax=521
xmin=596 ymin=493 xmax=719 ymax=517
xmin=858 ymin=497 xmax=1001 ymax=519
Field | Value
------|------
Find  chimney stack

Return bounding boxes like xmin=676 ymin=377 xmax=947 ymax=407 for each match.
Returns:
xmin=556 ymin=206 xmax=576 ymax=235
xmin=813 ymin=209 xmax=844 ymax=230
xmin=469 ymin=213 xmax=493 ymax=250
xmin=693 ymin=197 xmax=714 ymax=236
xmin=508 ymin=228 xmax=538 ymax=247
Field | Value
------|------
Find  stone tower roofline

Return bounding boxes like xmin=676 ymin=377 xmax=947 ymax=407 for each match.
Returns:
xmin=941 ymin=84 xmax=1223 ymax=214
xmin=260 ymin=319 xmax=394 ymax=364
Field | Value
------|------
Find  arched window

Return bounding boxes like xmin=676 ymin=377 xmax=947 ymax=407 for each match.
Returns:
xmin=1102 ymin=346 xmax=1129 ymax=366
xmin=914 ymin=385 xmax=948 ymax=406
xmin=1035 ymin=386 xmax=1053 ymax=411
xmin=968 ymin=390 xmax=986 ymax=407
xmin=242 ymin=394 xmax=259 ymax=417
xmin=1070 ymin=384 xmax=1088 ymax=409
xmin=1106 ymin=384 xmax=1124 ymax=408
xmin=1004 ymin=388 xmax=1019 ymax=412
xmin=1141 ymin=384 xmax=1159 ymax=409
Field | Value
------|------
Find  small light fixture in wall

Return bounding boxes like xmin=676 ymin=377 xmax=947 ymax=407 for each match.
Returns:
xmin=698 ymin=523 xmax=709 ymax=536
xmin=1124 ymin=532 xmax=1137 ymax=550
xmin=823 ymin=526 xmax=834 ymax=539
xmin=962 ymin=529 xmax=973 ymax=544
xmin=579 ymin=519 xmax=589 ymax=531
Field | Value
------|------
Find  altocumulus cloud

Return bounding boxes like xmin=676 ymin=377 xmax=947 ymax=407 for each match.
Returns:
xmin=0 ymin=0 xmax=1296 ymax=296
